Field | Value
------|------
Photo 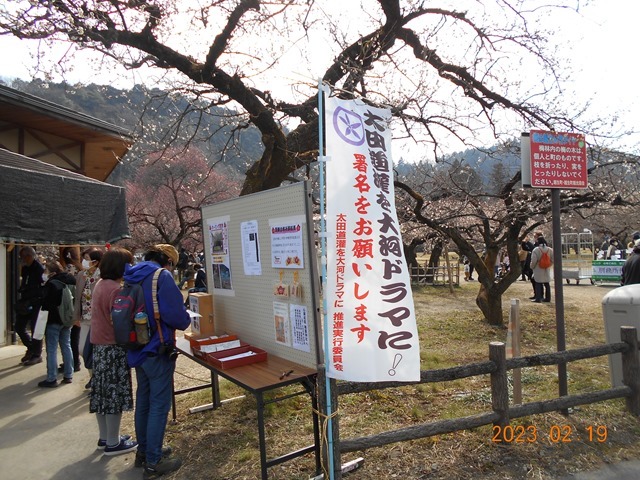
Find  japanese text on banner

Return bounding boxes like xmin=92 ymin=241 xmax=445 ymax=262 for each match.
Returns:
xmin=325 ymin=95 xmax=420 ymax=382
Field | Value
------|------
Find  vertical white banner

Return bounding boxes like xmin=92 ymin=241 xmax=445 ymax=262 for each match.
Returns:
xmin=325 ymin=95 xmax=420 ymax=382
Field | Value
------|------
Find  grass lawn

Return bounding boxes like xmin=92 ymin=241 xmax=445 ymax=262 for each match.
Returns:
xmin=131 ymin=279 xmax=640 ymax=479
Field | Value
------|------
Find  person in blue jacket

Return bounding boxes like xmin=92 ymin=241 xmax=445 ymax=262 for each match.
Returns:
xmin=123 ymin=244 xmax=190 ymax=478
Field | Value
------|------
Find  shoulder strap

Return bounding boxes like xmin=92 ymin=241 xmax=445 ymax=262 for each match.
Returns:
xmin=150 ymin=268 xmax=164 ymax=344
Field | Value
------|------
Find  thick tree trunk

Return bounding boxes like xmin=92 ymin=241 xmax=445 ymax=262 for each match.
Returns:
xmin=240 ymin=118 xmax=319 ymax=196
xmin=403 ymin=238 xmax=426 ymax=270
xmin=476 ymin=285 xmax=504 ymax=326
xmin=475 ymin=247 xmax=505 ymax=325
xmin=425 ymin=239 xmax=443 ymax=284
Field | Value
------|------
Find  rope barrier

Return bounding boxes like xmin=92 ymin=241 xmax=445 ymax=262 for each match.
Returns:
xmin=312 ymin=405 xmax=340 ymax=479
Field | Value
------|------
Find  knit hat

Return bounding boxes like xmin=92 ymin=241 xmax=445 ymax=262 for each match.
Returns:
xmin=150 ymin=244 xmax=179 ymax=266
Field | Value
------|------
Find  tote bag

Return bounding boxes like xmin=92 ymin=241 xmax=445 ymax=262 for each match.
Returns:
xmin=32 ymin=310 xmax=48 ymax=340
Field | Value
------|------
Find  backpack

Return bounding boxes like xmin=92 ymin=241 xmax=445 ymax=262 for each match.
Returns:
xmin=538 ymin=249 xmax=552 ymax=269
xmin=58 ymin=283 xmax=75 ymax=327
xmin=111 ymin=281 xmax=147 ymax=349
xmin=45 ymin=279 xmax=75 ymax=327
xmin=111 ymin=269 xmax=161 ymax=349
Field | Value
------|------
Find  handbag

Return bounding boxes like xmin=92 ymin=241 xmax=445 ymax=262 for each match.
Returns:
xmin=33 ymin=310 xmax=48 ymax=340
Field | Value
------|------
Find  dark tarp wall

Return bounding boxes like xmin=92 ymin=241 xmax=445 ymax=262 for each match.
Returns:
xmin=0 ymin=149 xmax=130 ymax=244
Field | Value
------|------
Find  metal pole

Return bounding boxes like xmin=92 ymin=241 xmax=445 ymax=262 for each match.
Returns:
xmin=10 ymin=246 xmax=19 ymax=345
xmin=551 ymin=188 xmax=568 ymax=408
xmin=318 ymin=80 xmax=335 ymax=479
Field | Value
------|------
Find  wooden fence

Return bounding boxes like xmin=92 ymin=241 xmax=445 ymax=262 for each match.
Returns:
xmin=317 ymin=326 xmax=640 ymax=479
xmin=410 ymin=263 xmax=460 ymax=286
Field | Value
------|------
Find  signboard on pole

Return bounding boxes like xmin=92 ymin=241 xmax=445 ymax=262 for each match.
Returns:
xmin=529 ymin=130 xmax=588 ymax=189
xmin=592 ymin=260 xmax=625 ymax=283
xmin=522 ymin=129 xmax=588 ymax=407
xmin=325 ymin=95 xmax=420 ymax=382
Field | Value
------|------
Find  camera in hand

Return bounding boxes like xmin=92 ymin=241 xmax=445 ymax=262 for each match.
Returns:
xmin=158 ymin=342 xmax=178 ymax=360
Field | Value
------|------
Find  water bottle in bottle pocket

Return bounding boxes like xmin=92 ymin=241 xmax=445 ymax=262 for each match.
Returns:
xmin=134 ymin=311 xmax=150 ymax=345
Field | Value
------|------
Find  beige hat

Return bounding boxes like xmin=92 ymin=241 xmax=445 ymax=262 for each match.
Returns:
xmin=151 ymin=244 xmax=179 ymax=266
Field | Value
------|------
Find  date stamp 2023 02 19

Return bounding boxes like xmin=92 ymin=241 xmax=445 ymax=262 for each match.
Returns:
xmin=492 ymin=424 xmax=608 ymax=444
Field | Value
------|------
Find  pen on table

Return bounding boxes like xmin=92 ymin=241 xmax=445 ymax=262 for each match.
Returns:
xmin=279 ymin=370 xmax=294 ymax=380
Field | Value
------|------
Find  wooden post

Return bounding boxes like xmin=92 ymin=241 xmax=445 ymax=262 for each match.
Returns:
xmin=317 ymin=365 xmax=342 ymax=479
xmin=621 ymin=326 xmax=640 ymax=416
xmin=444 ymin=245 xmax=454 ymax=293
xmin=490 ymin=341 xmax=509 ymax=427
xmin=511 ymin=299 xmax=522 ymax=405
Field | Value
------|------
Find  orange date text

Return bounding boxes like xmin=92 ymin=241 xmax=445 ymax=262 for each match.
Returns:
xmin=491 ymin=425 xmax=608 ymax=444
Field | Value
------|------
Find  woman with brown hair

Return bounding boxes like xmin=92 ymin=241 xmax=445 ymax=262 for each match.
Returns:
xmin=89 ymin=247 xmax=138 ymax=455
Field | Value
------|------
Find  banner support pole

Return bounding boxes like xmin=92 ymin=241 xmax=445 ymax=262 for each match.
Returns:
xmin=318 ymin=79 xmax=335 ymax=479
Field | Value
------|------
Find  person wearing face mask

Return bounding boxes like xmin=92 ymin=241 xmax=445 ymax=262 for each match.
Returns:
xmin=38 ymin=260 xmax=77 ymax=387
xmin=15 ymin=246 xmax=45 ymax=365
xmin=74 ymin=247 xmax=104 ymax=388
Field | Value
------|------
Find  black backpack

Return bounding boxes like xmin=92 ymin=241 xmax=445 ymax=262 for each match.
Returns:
xmin=111 ymin=282 xmax=147 ymax=349
xmin=111 ymin=269 xmax=161 ymax=349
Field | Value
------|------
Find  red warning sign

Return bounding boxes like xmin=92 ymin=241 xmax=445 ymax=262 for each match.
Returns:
xmin=529 ymin=130 xmax=587 ymax=189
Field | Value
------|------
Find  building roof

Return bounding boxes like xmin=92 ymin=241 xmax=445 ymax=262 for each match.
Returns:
xmin=0 ymin=84 xmax=133 ymax=181
xmin=0 ymin=144 xmax=105 ymax=184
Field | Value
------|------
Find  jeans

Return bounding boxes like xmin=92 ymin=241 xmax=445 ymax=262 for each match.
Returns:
xmin=45 ymin=323 xmax=73 ymax=382
xmin=135 ymin=354 xmax=175 ymax=465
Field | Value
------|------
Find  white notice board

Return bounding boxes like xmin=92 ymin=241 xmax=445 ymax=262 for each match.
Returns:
xmin=200 ymin=182 xmax=322 ymax=368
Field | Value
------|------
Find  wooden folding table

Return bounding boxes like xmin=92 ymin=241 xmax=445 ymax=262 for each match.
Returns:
xmin=173 ymin=340 xmax=321 ymax=480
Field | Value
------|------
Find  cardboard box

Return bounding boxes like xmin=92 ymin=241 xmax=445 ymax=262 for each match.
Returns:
xmin=206 ymin=345 xmax=267 ymax=370
xmin=184 ymin=331 xmax=201 ymax=345
xmin=188 ymin=293 xmax=215 ymax=338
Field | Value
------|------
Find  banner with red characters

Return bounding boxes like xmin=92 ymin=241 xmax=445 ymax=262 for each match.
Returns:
xmin=325 ymin=96 xmax=420 ymax=382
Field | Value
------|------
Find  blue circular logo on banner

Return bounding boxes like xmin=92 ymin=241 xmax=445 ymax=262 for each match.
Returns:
xmin=333 ymin=106 xmax=365 ymax=146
